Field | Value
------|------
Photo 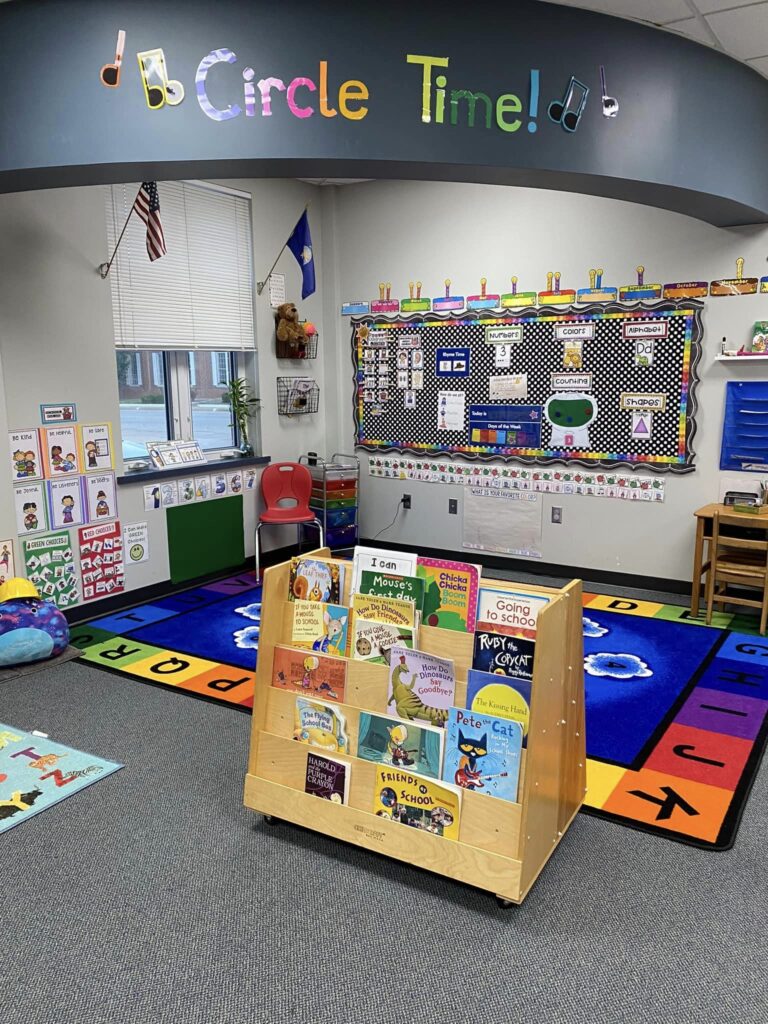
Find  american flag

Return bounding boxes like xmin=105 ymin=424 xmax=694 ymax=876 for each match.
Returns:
xmin=132 ymin=181 xmax=167 ymax=261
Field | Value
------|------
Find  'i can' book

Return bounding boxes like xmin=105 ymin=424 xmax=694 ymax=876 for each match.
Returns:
xmin=350 ymin=545 xmax=418 ymax=593
xmin=271 ymin=645 xmax=347 ymax=702
xmin=466 ymin=669 xmax=532 ymax=741
xmin=373 ymin=766 xmax=461 ymax=840
xmin=416 ymin=557 xmax=481 ymax=632
xmin=387 ymin=645 xmax=455 ymax=726
xmin=304 ymin=751 xmax=350 ymax=804
xmin=442 ymin=707 xmax=523 ymax=802
xmin=357 ymin=711 xmax=444 ymax=779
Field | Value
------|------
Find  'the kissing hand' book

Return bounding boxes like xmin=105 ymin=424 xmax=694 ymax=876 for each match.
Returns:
xmin=351 ymin=617 xmax=415 ymax=664
xmin=272 ymin=645 xmax=347 ymax=702
xmin=290 ymin=600 xmax=349 ymax=657
xmin=288 ymin=556 xmax=345 ymax=604
xmin=293 ymin=698 xmax=349 ymax=754
xmin=466 ymin=669 xmax=532 ymax=741
xmin=472 ymin=630 xmax=535 ymax=681
xmin=443 ymin=707 xmax=522 ymax=802
xmin=387 ymin=645 xmax=455 ymax=727
xmin=304 ymin=751 xmax=350 ymax=804
xmin=373 ymin=766 xmax=461 ymax=840
xmin=357 ymin=711 xmax=444 ymax=780
xmin=416 ymin=556 xmax=481 ymax=632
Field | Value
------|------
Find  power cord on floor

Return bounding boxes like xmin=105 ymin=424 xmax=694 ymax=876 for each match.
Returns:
xmin=373 ymin=496 xmax=405 ymax=540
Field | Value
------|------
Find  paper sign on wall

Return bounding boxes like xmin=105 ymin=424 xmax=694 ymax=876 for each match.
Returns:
xmin=551 ymin=372 xmax=593 ymax=391
xmin=8 ymin=428 xmax=42 ymax=482
xmin=124 ymin=522 xmax=150 ymax=564
xmin=47 ymin=476 xmax=86 ymax=530
xmin=79 ymin=423 xmax=114 ymax=472
xmin=494 ymin=344 xmax=512 ymax=369
xmin=79 ymin=520 xmax=125 ymax=601
xmin=437 ymin=391 xmax=466 ymax=431
xmin=620 ymin=392 xmax=667 ymax=412
xmin=0 ymin=539 xmax=15 ymax=585
xmin=83 ymin=472 xmax=118 ymax=522
xmin=23 ymin=532 xmax=79 ymax=609
xmin=622 ymin=320 xmax=668 ymax=340
xmin=463 ymin=487 xmax=543 ymax=558
xmin=268 ymin=273 xmax=286 ymax=308
xmin=436 ymin=347 xmax=470 ymax=377
xmin=14 ymin=482 xmax=49 ymax=536
xmin=41 ymin=425 xmax=81 ymax=477
xmin=485 ymin=325 xmax=522 ymax=344
xmin=631 ymin=412 xmax=653 ymax=439
xmin=489 ymin=374 xmax=528 ymax=400
xmin=554 ymin=323 xmax=595 ymax=341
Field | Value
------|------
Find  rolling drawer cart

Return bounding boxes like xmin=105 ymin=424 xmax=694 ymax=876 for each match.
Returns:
xmin=300 ymin=453 xmax=360 ymax=552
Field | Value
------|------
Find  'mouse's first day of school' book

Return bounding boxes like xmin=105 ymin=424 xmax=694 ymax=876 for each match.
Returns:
xmin=387 ymin=645 xmax=455 ymax=726
xmin=416 ymin=557 xmax=481 ymax=632
xmin=288 ymin=556 xmax=346 ymax=604
xmin=373 ymin=766 xmax=461 ymax=840
xmin=304 ymin=751 xmax=350 ymax=804
xmin=472 ymin=630 xmax=535 ymax=680
xmin=350 ymin=545 xmax=418 ymax=594
xmin=466 ymin=669 xmax=532 ymax=740
xmin=272 ymin=645 xmax=347 ymax=702
xmin=442 ymin=707 xmax=523 ymax=802
xmin=475 ymin=587 xmax=549 ymax=639
xmin=357 ymin=711 xmax=444 ymax=780
xmin=358 ymin=569 xmax=426 ymax=615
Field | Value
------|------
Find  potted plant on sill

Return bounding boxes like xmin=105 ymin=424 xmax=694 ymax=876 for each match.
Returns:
xmin=226 ymin=377 xmax=261 ymax=456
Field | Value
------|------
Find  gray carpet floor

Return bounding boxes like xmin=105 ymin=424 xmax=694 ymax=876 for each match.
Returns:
xmin=1 ymin=660 xmax=766 ymax=1024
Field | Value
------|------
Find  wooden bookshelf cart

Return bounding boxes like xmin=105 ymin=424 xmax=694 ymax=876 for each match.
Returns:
xmin=244 ymin=549 xmax=586 ymax=906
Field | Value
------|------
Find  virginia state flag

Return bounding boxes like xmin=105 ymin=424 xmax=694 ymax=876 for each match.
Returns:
xmin=286 ymin=210 xmax=315 ymax=299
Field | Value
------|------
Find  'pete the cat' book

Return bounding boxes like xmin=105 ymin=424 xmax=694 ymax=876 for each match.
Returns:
xmin=442 ymin=707 xmax=523 ymax=802
xmin=271 ymin=645 xmax=347 ymax=702
xmin=293 ymin=698 xmax=349 ymax=754
xmin=472 ymin=630 xmax=535 ymax=680
xmin=358 ymin=569 xmax=426 ymax=615
xmin=290 ymin=600 xmax=349 ymax=657
xmin=304 ymin=751 xmax=350 ymax=804
xmin=373 ymin=766 xmax=461 ymax=840
xmin=351 ymin=617 xmax=415 ymax=664
xmin=387 ymin=645 xmax=455 ymax=727
xmin=475 ymin=587 xmax=549 ymax=639
xmin=357 ymin=711 xmax=444 ymax=779
xmin=416 ymin=557 xmax=481 ymax=632
xmin=466 ymin=669 xmax=532 ymax=740
xmin=288 ymin=556 xmax=345 ymax=604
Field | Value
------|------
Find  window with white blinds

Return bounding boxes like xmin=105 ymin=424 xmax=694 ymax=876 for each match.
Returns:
xmin=106 ymin=181 xmax=255 ymax=351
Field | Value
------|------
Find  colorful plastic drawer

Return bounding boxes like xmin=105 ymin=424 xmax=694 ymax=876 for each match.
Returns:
xmin=326 ymin=525 xmax=358 ymax=549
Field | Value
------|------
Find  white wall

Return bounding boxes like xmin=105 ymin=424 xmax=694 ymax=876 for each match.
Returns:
xmin=329 ymin=180 xmax=768 ymax=583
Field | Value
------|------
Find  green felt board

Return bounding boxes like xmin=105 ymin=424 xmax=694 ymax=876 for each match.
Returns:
xmin=167 ymin=495 xmax=245 ymax=584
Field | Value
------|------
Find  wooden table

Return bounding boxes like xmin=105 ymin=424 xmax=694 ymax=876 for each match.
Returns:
xmin=691 ymin=502 xmax=768 ymax=616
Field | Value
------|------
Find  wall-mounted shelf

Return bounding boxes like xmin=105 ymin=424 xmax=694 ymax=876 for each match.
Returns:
xmin=716 ymin=355 xmax=768 ymax=363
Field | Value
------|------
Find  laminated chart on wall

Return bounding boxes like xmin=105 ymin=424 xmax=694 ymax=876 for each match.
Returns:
xmin=720 ymin=381 xmax=768 ymax=473
xmin=353 ymin=304 xmax=703 ymax=473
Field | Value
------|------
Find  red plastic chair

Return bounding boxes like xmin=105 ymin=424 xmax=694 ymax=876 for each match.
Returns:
xmin=255 ymin=462 xmax=324 ymax=580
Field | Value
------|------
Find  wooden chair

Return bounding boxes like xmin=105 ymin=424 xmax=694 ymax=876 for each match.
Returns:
xmin=706 ymin=510 xmax=768 ymax=633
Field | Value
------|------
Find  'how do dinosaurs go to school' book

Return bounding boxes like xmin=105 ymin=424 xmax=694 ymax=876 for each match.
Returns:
xmin=373 ymin=766 xmax=461 ymax=840
xmin=442 ymin=707 xmax=523 ymax=802
xmin=350 ymin=592 xmax=417 ymax=628
xmin=387 ymin=645 xmax=455 ymax=727
xmin=416 ymin=557 xmax=481 ymax=632
xmin=357 ymin=711 xmax=445 ymax=780
xmin=293 ymin=697 xmax=349 ymax=754
xmin=304 ymin=751 xmax=350 ymax=804
xmin=358 ymin=569 xmax=426 ymax=615
xmin=288 ymin=556 xmax=346 ymax=604
xmin=472 ymin=629 xmax=535 ymax=681
xmin=466 ymin=669 xmax=533 ymax=740
xmin=475 ymin=586 xmax=549 ymax=640
xmin=351 ymin=617 xmax=416 ymax=665
xmin=271 ymin=645 xmax=347 ymax=703
xmin=290 ymin=600 xmax=349 ymax=657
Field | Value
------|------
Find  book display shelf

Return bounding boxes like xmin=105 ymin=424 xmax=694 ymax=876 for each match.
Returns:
xmin=244 ymin=548 xmax=586 ymax=906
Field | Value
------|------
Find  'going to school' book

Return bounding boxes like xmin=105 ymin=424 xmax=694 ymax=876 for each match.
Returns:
xmin=373 ymin=766 xmax=461 ymax=840
xmin=357 ymin=711 xmax=444 ymax=779
xmin=466 ymin=669 xmax=532 ymax=740
xmin=442 ymin=707 xmax=522 ymax=802
xmin=304 ymin=751 xmax=350 ymax=804
xmin=475 ymin=587 xmax=549 ymax=639
xmin=271 ymin=645 xmax=347 ymax=702
xmin=416 ymin=556 xmax=481 ymax=632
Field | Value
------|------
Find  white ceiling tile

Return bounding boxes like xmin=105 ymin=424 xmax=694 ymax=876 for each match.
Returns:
xmin=747 ymin=54 xmax=768 ymax=73
xmin=663 ymin=17 xmax=718 ymax=45
xmin=706 ymin=5 xmax=768 ymax=59
xmin=696 ymin=0 xmax=765 ymax=13
xmin=546 ymin=0 xmax=691 ymax=22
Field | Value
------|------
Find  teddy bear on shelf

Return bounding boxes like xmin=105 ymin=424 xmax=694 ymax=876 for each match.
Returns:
xmin=276 ymin=301 xmax=310 ymax=358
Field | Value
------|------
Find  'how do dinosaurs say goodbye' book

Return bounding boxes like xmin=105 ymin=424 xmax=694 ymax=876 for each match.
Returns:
xmin=387 ymin=645 xmax=455 ymax=727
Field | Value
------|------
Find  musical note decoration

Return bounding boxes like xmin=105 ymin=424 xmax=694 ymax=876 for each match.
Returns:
xmin=548 ymin=76 xmax=589 ymax=133
xmin=100 ymin=30 xmax=126 ymax=88
xmin=137 ymin=48 xmax=185 ymax=110
xmin=539 ymin=271 xmax=575 ymax=306
xmin=371 ymin=282 xmax=399 ymax=314
xmin=577 ymin=268 xmax=617 ymax=302
xmin=401 ymin=281 xmax=431 ymax=313
xmin=619 ymin=266 xmax=662 ymax=300
xmin=710 ymin=257 xmax=758 ymax=297
xmin=467 ymin=277 xmax=500 ymax=310
xmin=432 ymin=279 xmax=465 ymax=311
xmin=501 ymin=276 xmax=538 ymax=309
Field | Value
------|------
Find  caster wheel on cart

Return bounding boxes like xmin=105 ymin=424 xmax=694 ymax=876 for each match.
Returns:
xmin=496 ymin=897 xmax=515 ymax=909
xmin=263 ymin=815 xmax=281 ymax=825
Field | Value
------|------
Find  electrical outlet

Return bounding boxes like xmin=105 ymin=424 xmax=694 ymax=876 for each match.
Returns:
xmin=402 ymin=493 xmax=412 ymax=509
xmin=448 ymin=498 xmax=458 ymax=515
xmin=551 ymin=506 xmax=563 ymax=524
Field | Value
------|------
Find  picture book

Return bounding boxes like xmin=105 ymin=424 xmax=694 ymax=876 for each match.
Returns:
xmin=358 ymin=568 xmax=426 ymax=614
xmin=8 ymin=428 xmax=42 ymax=482
xmin=350 ymin=592 xmax=416 ymax=628
xmin=350 ymin=545 xmax=418 ymax=593
xmin=387 ymin=645 xmax=455 ymax=726
xmin=79 ymin=423 xmax=114 ymax=472
xmin=443 ymin=707 xmax=523 ymax=802
xmin=475 ymin=587 xmax=549 ymax=639
xmin=14 ymin=481 xmax=49 ymax=536
xmin=290 ymin=601 xmax=350 ymax=658
xmin=293 ymin=698 xmax=349 ymax=754
xmin=472 ymin=630 xmax=535 ymax=680
xmin=288 ymin=556 xmax=345 ymax=604
xmin=272 ymin=645 xmax=347 ymax=702
xmin=466 ymin=669 xmax=533 ymax=740
xmin=416 ymin=557 xmax=481 ymax=632
xmin=351 ymin=617 xmax=415 ymax=664
xmin=373 ymin=766 xmax=461 ymax=840
xmin=357 ymin=712 xmax=444 ymax=779
xmin=304 ymin=751 xmax=350 ymax=804
xmin=41 ymin=425 xmax=81 ymax=477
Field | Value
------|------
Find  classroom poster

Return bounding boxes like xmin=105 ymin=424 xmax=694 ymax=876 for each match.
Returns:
xmin=79 ymin=423 xmax=114 ymax=472
xmin=179 ymin=477 xmax=196 ymax=503
xmin=159 ymin=481 xmax=178 ymax=506
xmin=41 ymin=425 xmax=81 ymax=477
xmin=0 ymin=539 xmax=15 ymax=585
xmin=40 ymin=402 xmax=77 ymax=424
xmin=437 ymin=390 xmax=465 ymax=431
xmin=124 ymin=521 xmax=150 ymax=564
xmin=211 ymin=472 xmax=228 ymax=497
xmin=23 ymin=532 xmax=79 ymax=609
xmin=14 ymin=482 xmax=49 ymax=536
xmin=8 ymin=428 xmax=42 ymax=482
xmin=227 ymin=469 xmax=244 ymax=494
xmin=143 ymin=484 xmax=162 ymax=511
xmin=78 ymin=520 xmax=124 ymax=601
xmin=244 ymin=468 xmax=258 ymax=490
xmin=83 ymin=472 xmax=117 ymax=521
xmin=48 ymin=476 xmax=86 ymax=529
xmin=194 ymin=475 xmax=211 ymax=500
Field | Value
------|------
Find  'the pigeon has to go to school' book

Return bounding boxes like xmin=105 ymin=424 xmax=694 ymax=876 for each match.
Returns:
xmin=357 ymin=711 xmax=444 ymax=779
xmin=387 ymin=645 xmax=455 ymax=726
xmin=288 ymin=556 xmax=346 ymax=604
xmin=373 ymin=766 xmax=461 ymax=840
xmin=351 ymin=617 xmax=415 ymax=664
xmin=351 ymin=592 xmax=416 ymax=628
xmin=475 ymin=587 xmax=549 ymax=639
xmin=304 ymin=751 xmax=350 ymax=804
xmin=290 ymin=600 xmax=349 ymax=657
xmin=466 ymin=669 xmax=532 ymax=739
xmin=416 ymin=557 xmax=481 ymax=632
xmin=358 ymin=569 xmax=426 ymax=615
xmin=472 ymin=630 xmax=535 ymax=680
xmin=271 ymin=645 xmax=347 ymax=702
xmin=442 ymin=707 xmax=523 ymax=802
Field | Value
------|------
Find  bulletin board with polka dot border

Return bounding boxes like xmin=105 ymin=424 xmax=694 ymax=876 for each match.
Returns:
xmin=352 ymin=302 xmax=703 ymax=474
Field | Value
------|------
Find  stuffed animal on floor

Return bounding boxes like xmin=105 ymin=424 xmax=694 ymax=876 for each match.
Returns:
xmin=0 ymin=578 xmax=69 ymax=667
xmin=276 ymin=301 xmax=309 ymax=357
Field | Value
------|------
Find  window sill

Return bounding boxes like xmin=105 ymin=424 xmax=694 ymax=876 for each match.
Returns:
xmin=116 ymin=454 xmax=271 ymax=485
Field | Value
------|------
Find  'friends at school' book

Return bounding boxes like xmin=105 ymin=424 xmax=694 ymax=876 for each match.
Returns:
xmin=304 ymin=751 xmax=350 ymax=804
xmin=416 ymin=556 xmax=481 ymax=632
xmin=373 ymin=766 xmax=461 ymax=840
xmin=472 ymin=629 xmax=535 ymax=680
xmin=466 ymin=669 xmax=532 ymax=740
xmin=351 ymin=617 xmax=415 ymax=664
xmin=475 ymin=587 xmax=549 ymax=639
xmin=358 ymin=569 xmax=426 ymax=615
xmin=290 ymin=600 xmax=349 ymax=657
xmin=271 ymin=645 xmax=347 ymax=702
xmin=357 ymin=711 xmax=444 ymax=779
xmin=288 ymin=556 xmax=345 ymax=604
xmin=387 ymin=645 xmax=455 ymax=726
xmin=442 ymin=707 xmax=522 ymax=802
xmin=293 ymin=697 xmax=349 ymax=753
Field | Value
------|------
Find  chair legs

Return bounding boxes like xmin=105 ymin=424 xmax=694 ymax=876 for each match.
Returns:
xmin=255 ymin=518 xmax=325 ymax=582
xmin=298 ymin=518 xmax=324 ymax=552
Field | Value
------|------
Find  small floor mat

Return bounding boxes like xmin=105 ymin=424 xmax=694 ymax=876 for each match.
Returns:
xmin=0 ymin=645 xmax=81 ymax=682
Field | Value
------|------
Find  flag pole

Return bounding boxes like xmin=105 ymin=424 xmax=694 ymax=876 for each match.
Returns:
xmin=256 ymin=203 xmax=310 ymax=296
xmin=98 ymin=206 xmax=136 ymax=279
